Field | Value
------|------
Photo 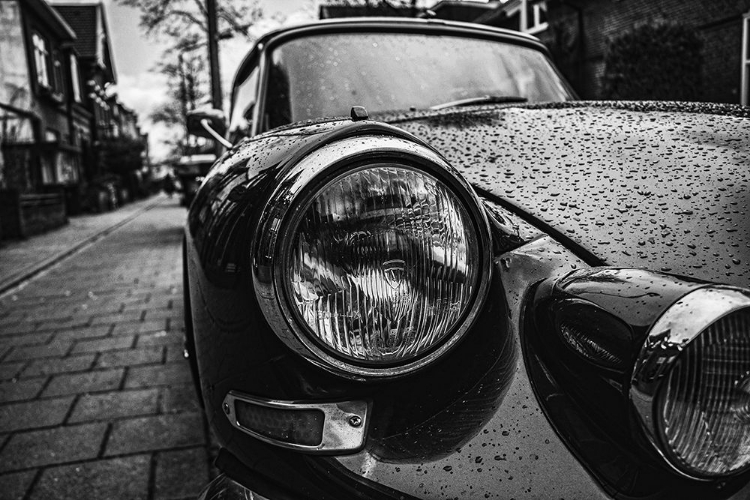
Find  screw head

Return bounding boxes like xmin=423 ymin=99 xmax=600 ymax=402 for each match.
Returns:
xmin=223 ymin=402 xmax=230 ymax=415
xmin=348 ymin=415 xmax=362 ymax=427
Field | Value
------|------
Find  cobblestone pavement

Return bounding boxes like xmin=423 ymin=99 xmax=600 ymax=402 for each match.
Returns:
xmin=0 ymin=196 xmax=216 ymax=499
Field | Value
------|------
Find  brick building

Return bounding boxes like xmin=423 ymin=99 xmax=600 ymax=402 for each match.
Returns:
xmin=0 ymin=0 xmax=148 ymax=240
xmin=478 ymin=0 xmax=750 ymax=104
xmin=0 ymin=0 xmax=83 ymax=237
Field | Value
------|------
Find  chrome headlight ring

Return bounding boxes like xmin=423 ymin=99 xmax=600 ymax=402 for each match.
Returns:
xmin=253 ymin=135 xmax=492 ymax=379
xmin=631 ymin=286 xmax=750 ymax=479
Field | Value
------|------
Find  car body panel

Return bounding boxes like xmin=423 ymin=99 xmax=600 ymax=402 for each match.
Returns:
xmin=335 ymin=236 xmax=613 ymax=499
xmin=389 ymin=101 xmax=750 ymax=286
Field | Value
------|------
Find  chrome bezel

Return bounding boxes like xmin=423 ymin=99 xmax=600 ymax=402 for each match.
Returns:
xmin=630 ymin=286 xmax=750 ymax=479
xmin=252 ymin=134 xmax=493 ymax=379
xmin=223 ymin=391 xmax=369 ymax=453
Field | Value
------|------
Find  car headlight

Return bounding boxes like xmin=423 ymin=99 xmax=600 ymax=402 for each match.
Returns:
xmin=254 ymin=133 xmax=491 ymax=378
xmin=631 ymin=287 xmax=750 ymax=478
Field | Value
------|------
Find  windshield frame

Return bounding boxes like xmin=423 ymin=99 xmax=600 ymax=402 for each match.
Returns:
xmin=230 ymin=19 xmax=572 ymax=137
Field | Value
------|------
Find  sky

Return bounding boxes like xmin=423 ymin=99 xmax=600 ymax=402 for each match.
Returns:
xmin=53 ymin=0 xmax=443 ymax=160
xmin=48 ymin=0 xmax=319 ymax=160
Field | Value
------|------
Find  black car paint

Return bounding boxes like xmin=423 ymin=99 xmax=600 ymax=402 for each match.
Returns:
xmin=185 ymin=102 xmax=749 ymax=498
xmin=388 ymin=101 xmax=750 ymax=287
xmin=529 ymin=269 xmax=750 ymax=498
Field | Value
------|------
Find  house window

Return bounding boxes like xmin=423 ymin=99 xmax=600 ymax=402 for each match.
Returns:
xmin=70 ymin=54 xmax=82 ymax=102
xmin=32 ymin=32 xmax=51 ymax=87
xmin=742 ymin=11 xmax=750 ymax=105
xmin=52 ymin=51 xmax=64 ymax=94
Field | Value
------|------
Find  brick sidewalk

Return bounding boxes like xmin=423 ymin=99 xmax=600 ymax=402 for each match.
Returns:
xmin=0 ymin=197 xmax=215 ymax=499
xmin=0 ymin=194 xmax=165 ymax=295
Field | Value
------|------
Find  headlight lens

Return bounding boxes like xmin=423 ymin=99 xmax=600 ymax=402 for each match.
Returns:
xmin=284 ymin=164 xmax=480 ymax=365
xmin=659 ymin=309 xmax=750 ymax=476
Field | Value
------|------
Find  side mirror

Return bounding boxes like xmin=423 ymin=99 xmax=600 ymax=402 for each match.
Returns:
xmin=187 ymin=108 xmax=230 ymax=147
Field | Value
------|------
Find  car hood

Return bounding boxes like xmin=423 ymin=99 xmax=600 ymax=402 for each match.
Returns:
xmin=386 ymin=101 xmax=750 ymax=287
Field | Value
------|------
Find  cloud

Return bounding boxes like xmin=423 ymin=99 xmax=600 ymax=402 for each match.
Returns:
xmin=105 ymin=3 xmax=319 ymax=162
xmin=110 ymin=73 xmax=179 ymax=162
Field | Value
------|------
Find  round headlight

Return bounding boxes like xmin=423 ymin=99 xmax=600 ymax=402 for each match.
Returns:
xmin=658 ymin=308 xmax=750 ymax=476
xmin=285 ymin=164 xmax=479 ymax=365
xmin=631 ymin=287 xmax=750 ymax=479
xmin=253 ymin=133 xmax=491 ymax=378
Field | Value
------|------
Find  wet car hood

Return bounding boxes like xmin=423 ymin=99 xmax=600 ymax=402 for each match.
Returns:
xmin=385 ymin=101 xmax=750 ymax=287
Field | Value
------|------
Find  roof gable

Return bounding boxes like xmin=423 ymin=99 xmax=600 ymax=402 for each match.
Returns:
xmin=53 ymin=2 xmax=116 ymax=83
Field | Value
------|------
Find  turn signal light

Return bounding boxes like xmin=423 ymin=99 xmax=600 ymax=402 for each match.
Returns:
xmin=235 ymin=400 xmax=324 ymax=447
xmin=223 ymin=391 xmax=369 ymax=453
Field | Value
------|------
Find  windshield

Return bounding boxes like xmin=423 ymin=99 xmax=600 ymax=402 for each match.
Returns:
xmin=260 ymin=32 xmax=572 ymax=129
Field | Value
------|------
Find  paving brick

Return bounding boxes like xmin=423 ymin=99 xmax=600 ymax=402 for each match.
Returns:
xmin=96 ymin=346 xmax=164 ymax=368
xmin=143 ymin=308 xmax=182 ymax=322
xmin=33 ymin=316 xmax=89 ymax=331
xmin=20 ymin=354 xmax=95 ymax=378
xmin=105 ymin=413 xmax=205 ymax=456
xmin=113 ymin=319 xmax=167 ymax=336
xmin=162 ymin=385 xmax=202 ymax=414
xmin=0 ymin=322 xmax=38 ymax=336
xmin=70 ymin=335 xmax=135 ymax=354
xmin=169 ymin=318 xmax=185 ymax=332
xmin=42 ymin=369 xmax=124 ymax=397
xmin=53 ymin=326 xmax=111 ymax=342
xmin=155 ymin=447 xmax=209 ymax=499
xmin=0 ymin=423 xmax=106 ymax=472
xmin=89 ymin=310 xmax=143 ymax=326
xmin=165 ymin=345 xmax=187 ymax=363
xmin=30 ymin=455 xmax=150 ymax=500
xmin=0 ymin=396 xmax=74 ymax=432
xmin=1 ymin=332 xmax=54 ymax=347
xmin=137 ymin=330 xmax=182 ymax=347
xmin=0 ymin=378 xmax=45 ymax=402
xmin=0 ymin=361 xmax=26 ymax=381
xmin=125 ymin=363 xmax=192 ymax=389
xmin=69 ymin=388 xmax=160 ymax=423
xmin=5 ymin=340 xmax=72 ymax=361
xmin=137 ymin=299 xmax=172 ymax=312
xmin=0 ymin=470 xmax=36 ymax=500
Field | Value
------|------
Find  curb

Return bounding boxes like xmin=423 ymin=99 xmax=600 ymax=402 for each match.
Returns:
xmin=0 ymin=196 xmax=165 ymax=297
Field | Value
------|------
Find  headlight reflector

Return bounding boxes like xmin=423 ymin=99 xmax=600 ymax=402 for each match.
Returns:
xmin=285 ymin=164 xmax=480 ymax=365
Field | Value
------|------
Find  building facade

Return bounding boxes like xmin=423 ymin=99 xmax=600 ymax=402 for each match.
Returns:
xmin=478 ymin=0 xmax=750 ymax=104
xmin=0 ymin=0 xmax=147 ymax=239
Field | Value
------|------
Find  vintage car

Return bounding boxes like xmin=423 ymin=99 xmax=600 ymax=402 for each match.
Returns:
xmin=183 ymin=17 xmax=750 ymax=499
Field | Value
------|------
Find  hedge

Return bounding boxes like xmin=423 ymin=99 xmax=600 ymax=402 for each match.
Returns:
xmin=603 ymin=21 xmax=703 ymax=101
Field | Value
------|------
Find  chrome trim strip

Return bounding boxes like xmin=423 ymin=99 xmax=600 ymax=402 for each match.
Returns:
xmin=252 ymin=134 xmax=493 ymax=379
xmin=630 ymin=286 xmax=750 ymax=479
xmin=223 ymin=391 xmax=369 ymax=453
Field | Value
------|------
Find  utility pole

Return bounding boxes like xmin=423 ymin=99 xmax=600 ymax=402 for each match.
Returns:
xmin=206 ymin=0 xmax=222 ymax=112
xmin=178 ymin=53 xmax=189 ymax=154
xmin=206 ymin=0 xmax=222 ymax=154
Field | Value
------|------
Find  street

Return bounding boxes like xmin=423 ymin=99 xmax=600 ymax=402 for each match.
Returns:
xmin=0 ymin=197 xmax=215 ymax=499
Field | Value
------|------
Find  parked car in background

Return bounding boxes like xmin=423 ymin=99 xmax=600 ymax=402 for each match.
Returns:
xmin=173 ymin=154 xmax=216 ymax=207
xmin=184 ymin=17 xmax=750 ymax=499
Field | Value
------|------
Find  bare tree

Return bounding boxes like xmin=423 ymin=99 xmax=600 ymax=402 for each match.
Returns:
xmin=118 ymin=0 xmax=262 ymax=155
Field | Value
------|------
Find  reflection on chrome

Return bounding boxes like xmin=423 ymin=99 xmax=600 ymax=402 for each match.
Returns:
xmin=287 ymin=166 xmax=478 ymax=363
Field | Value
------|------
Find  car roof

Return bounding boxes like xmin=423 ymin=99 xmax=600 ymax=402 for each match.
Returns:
xmin=255 ymin=16 xmax=542 ymax=48
xmin=232 ymin=17 xmax=548 ymax=88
